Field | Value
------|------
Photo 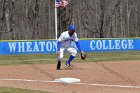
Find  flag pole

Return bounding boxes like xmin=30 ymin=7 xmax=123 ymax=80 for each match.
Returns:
xmin=55 ymin=0 xmax=68 ymax=40
xmin=55 ymin=0 xmax=58 ymax=40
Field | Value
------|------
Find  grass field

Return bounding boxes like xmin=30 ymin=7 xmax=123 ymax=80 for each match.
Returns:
xmin=0 ymin=51 xmax=140 ymax=93
xmin=0 ymin=51 xmax=140 ymax=65
xmin=0 ymin=87 xmax=53 ymax=93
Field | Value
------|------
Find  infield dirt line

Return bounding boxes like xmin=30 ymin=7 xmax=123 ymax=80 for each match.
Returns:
xmin=0 ymin=78 xmax=140 ymax=89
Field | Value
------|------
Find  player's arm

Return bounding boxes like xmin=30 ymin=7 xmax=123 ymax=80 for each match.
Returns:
xmin=57 ymin=42 xmax=60 ymax=51
xmin=75 ymin=42 xmax=82 ymax=52
xmin=56 ymin=33 xmax=63 ymax=55
xmin=75 ymin=41 xmax=87 ymax=60
xmin=74 ymin=33 xmax=87 ymax=59
xmin=74 ymin=33 xmax=82 ymax=52
xmin=75 ymin=41 xmax=87 ymax=59
xmin=56 ymin=42 xmax=61 ymax=55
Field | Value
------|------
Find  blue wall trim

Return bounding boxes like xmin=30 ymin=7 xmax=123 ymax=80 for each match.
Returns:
xmin=0 ymin=39 xmax=140 ymax=55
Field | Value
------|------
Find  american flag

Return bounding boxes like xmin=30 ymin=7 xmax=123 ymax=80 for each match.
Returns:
xmin=56 ymin=0 xmax=68 ymax=8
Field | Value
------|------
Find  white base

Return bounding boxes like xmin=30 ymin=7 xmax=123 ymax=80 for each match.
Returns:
xmin=54 ymin=78 xmax=80 ymax=83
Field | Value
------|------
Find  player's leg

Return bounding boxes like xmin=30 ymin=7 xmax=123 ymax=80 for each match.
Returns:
xmin=57 ymin=48 xmax=65 ymax=70
xmin=65 ymin=47 xmax=77 ymax=66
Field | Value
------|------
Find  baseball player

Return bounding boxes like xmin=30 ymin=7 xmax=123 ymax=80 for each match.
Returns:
xmin=56 ymin=24 xmax=83 ymax=70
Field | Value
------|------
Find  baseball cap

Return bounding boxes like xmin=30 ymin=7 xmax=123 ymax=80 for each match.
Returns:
xmin=68 ymin=24 xmax=76 ymax=31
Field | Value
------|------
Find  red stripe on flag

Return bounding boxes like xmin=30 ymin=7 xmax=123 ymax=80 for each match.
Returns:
xmin=56 ymin=0 xmax=68 ymax=8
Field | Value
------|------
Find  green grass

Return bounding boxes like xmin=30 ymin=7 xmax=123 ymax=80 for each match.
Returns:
xmin=93 ymin=51 xmax=140 ymax=62
xmin=0 ymin=51 xmax=140 ymax=65
xmin=0 ymin=87 xmax=52 ymax=93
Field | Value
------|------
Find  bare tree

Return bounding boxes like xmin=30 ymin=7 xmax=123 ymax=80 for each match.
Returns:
xmin=0 ymin=0 xmax=140 ymax=39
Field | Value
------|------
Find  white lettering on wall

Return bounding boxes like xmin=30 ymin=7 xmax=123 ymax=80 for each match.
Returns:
xmin=46 ymin=41 xmax=52 ymax=51
xmin=8 ymin=42 xmax=16 ymax=52
xmin=96 ymin=40 xmax=102 ymax=50
xmin=52 ymin=41 xmax=57 ymax=51
xmin=121 ymin=40 xmax=127 ymax=49
xmin=128 ymin=40 xmax=134 ymax=49
xmin=102 ymin=40 xmax=108 ymax=50
xmin=8 ymin=41 xmax=57 ymax=53
xmin=114 ymin=40 xmax=120 ymax=49
xmin=90 ymin=40 xmax=95 ymax=50
xmin=108 ymin=40 xmax=115 ymax=49
xmin=90 ymin=39 xmax=134 ymax=51
xmin=39 ymin=42 xmax=45 ymax=51
xmin=26 ymin=42 xmax=32 ymax=52
xmin=8 ymin=39 xmax=134 ymax=53
xmin=33 ymin=42 xmax=39 ymax=52
xmin=18 ymin=42 xmax=25 ymax=52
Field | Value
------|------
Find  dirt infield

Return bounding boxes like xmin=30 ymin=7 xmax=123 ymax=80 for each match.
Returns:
xmin=0 ymin=60 xmax=140 ymax=93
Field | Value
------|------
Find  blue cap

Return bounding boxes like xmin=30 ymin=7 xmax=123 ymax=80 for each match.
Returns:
xmin=68 ymin=24 xmax=76 ymax=31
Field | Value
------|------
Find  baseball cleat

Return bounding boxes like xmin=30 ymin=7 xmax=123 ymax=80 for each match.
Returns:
xmin=64 ymin=64 xmax=73 ymax=70
xmin=65 ymin=63 xmax=71 ymax=67
xmin=56 ymin=63 xmax=61 ymax=70
xmin=56 ymin=68 xmax=61 ymax=70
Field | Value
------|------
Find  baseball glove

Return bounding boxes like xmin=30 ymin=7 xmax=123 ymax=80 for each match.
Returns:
xmin=81 ymin=51 xmax=87 ymax=60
